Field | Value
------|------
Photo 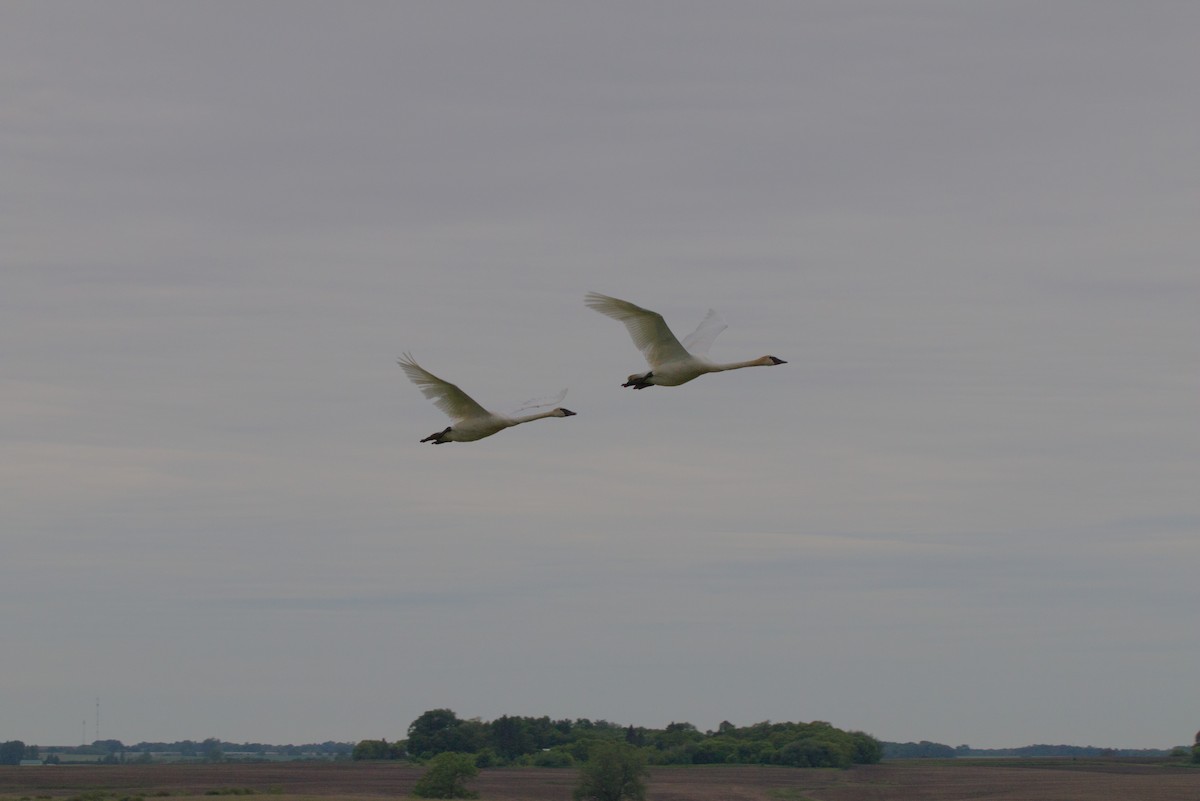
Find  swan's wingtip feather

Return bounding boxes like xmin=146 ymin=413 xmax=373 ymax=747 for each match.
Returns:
xmin=583 ymin=291 xmax=611 ymax=308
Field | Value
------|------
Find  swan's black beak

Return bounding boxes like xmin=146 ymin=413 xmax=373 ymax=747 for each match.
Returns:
xmin=560 ymin=408 xmax=577 ymax=416
xmin=769 ymin=356 xmax=787 ymax=365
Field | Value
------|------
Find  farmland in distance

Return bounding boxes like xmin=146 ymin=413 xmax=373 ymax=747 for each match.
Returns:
xmin=2 ymin=759 xmax=1198 ymax=801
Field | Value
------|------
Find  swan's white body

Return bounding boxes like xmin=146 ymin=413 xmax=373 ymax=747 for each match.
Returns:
xmin=398 ymin=353 xmax=575 ymax=443
xmin=585 ymin=292 xmax=786 ymax=389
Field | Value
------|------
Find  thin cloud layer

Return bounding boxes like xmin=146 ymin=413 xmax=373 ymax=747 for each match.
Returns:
xmin=2 ymin=3 xmax=1198 ymax=749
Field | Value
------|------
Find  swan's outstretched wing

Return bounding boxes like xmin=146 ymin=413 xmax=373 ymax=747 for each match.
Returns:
xmin=680 ymin=308 xmax=727 ymax=356
xmin=585 ymin=292 xmax=691 ymax=367
xmin=398 ymin=353 xmax=490 ymax=422
xmin=508 ymin=387 xmax=568 ymax=415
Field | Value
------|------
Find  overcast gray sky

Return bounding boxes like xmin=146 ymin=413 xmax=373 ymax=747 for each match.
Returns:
xmin=4 ymin=2 xmax=1198 ymax=751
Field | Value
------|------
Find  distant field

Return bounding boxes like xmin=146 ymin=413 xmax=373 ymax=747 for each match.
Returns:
xmin=2 ymin=759 xmax=1198 ymax=801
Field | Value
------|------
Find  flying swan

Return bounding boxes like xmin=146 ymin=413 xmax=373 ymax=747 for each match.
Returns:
xmin=397 ymin=353 xmax=576 ymax=443
xmin=584 ymin=292 xmax=786 ymax=389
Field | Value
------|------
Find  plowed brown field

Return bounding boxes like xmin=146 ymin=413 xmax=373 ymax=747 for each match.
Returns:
xmin=2 ymin=759 xmax=1197 ymax=801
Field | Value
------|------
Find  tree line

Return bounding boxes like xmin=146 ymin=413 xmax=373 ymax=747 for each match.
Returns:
xmin=1 ymin=741 xmax=37 ymax=765
xmin=4 ymin=739 xmax=352 ymax=764
xmin=353 ymin=709 xmax=882 ymax=769
xmin=881 ymin=739 xmax=1182 ymax=759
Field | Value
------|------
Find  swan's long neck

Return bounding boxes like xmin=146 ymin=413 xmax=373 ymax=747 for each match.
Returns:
xmin=509 ymin=409 xmax=561 ymax=426
xmin=710 ymin=357 xmax=771 ymax=372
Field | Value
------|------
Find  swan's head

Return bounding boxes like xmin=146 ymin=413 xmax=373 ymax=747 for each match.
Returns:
xmin=554 ymin=407 xmax=577 ymax=417
xmin=762 ymin=356 xmax=787 ymax=365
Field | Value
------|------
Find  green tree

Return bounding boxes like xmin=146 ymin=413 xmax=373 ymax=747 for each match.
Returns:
xmin=0 ymin=741 xmax=26 ymax=765
xmin=774 ymin=735 xmax=853 ymax=768
xmin=411 ymin=752 xmax=479 ymax=799
xmin=651 ymin=721 xmax=700 ymax=750
xmin=408 ymin=709 xmax=462 ymax=758
xmin=573 ymin=741 xmax=648 ymax=801
xmin=407 ymin=709 xmax=487 ymax=758
xmin=691 ymin=735 xmax=736 ymax=764
xmin=352 ymin=738 xmax=404 ymax=760
xmin=202 ymin=738 xmax=224 ymax=762
xmin=531 ymin=748 xmax=575 ymax=767
xmin=490 ymin=715 xmax=532 ymax=760
xmin=849 ymin=731 xmax=883 ymax=764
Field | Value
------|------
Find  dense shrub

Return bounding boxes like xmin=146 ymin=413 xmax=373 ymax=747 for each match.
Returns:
xmin=573 ymin=742 xmax=647 ymax=801
xmin=531 ymin=748 xmax=575 ymax=768
xmin=411 ymin=752 xmax=478 ymax=799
